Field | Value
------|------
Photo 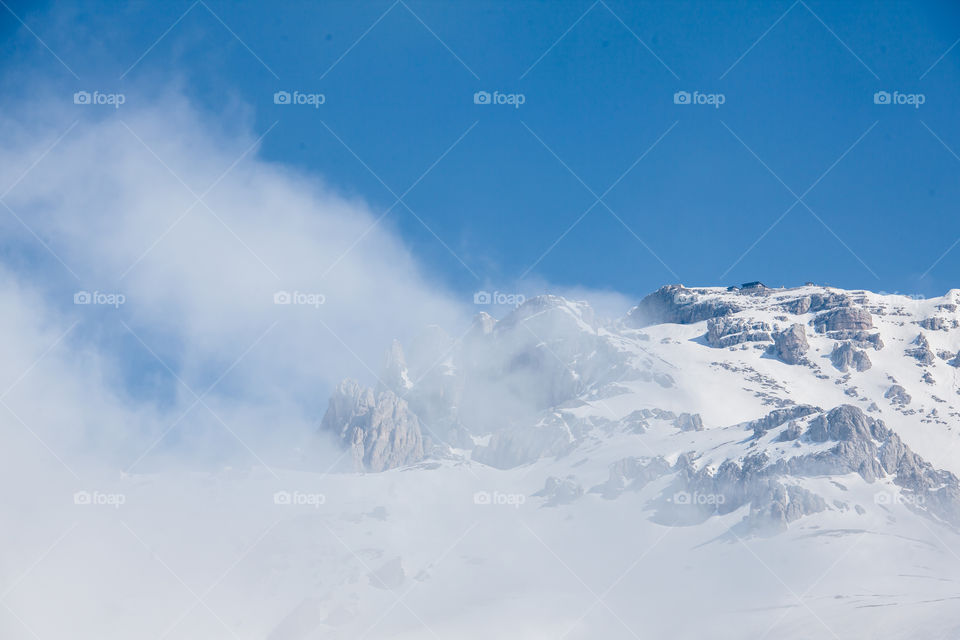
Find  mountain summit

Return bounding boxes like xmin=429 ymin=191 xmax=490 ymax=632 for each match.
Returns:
xmin=320 ymin=284 xmax=960 ymax=532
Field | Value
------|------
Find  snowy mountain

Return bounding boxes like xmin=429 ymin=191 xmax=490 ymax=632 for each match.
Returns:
xmin=17 ymin=284 xmax=960 ymax=640
xmin=323 ymin=284 xmax=960 ymax=490
xmin=286 ymin=283 xmax=960 ymax=638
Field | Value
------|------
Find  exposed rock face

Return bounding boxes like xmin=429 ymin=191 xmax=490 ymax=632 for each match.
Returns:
xmin=320 ymin=380 xmax=425 ymax=472
xmin=918 ymin=317 xmax=948 ymax=331
xmin=830 ymin=342 xmax=872 ymax=372
xmin=471 ymin=422 xmax=572 ymax=469
xmin=674 ymin=412 xmax=704 ymax=432
xmin=776 ymin=421 xmax=804 ymax=442
xmin=627 ymin=285 xmax=739 ymax=327
xmin=782 ymin=292 xmax=850 ymax=315
xmin=663 ymin=405 xmax=960 ymax=530
xmin=772 ymin=323 xmax=808 ymax=364
xmin=813 ymin=307 xmax=873 ymax=333
xmin=885 ymin=384 xmax=912 ymax=406
xmin=822 ymin=330 xmax=884 ymax=350
xmin=907 ymin=333 xmax=936 ymax=365
xmin=621 ymin=410 xmax=650 ymax=433
xmin=706 ymin=317 xmax=772 ymax=348
xmin=591 ymin=457 xmax=671 ymax=499
xmin=660 ymin=454 xmax=828 ymax=530
xmin=535 ymin=475 xmax=585 ymax=506
xmin=787 ymin=406 xmax=960 ymax=525
xmin=747 ymin=405 xmax=821 ymax=438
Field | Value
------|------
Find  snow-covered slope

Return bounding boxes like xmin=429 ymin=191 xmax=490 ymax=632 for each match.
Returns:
xmin=299 ymin=283 xmax=960 ymax=638
xmin=324 ymin=283 xmax=960 ymax=478
xmin=9 ymin=284 xmax=960 ymax=639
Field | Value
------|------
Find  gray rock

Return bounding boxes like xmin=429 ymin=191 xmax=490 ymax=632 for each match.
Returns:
xmin=805 ymin=405 xmax=875 ymax=444
xmin=782 ymin=292 xmax=850 ymax=315
xmin=592 ymin=456 xmax=671 ymax=499
xmin=621 ymin=410 xmax=650 ymax=433
xmin=674 ymin=412 xmax=704 ymax=432
xmin=627 ymin=285 xmax=740 ymax=327
xmin=823 ymin=330 xmax=884 ymax=350
xmin=748 ymin=404 xmax=821 ymax=438
xmin=745 ymin=484 xmax=828 ymax=531
xmin=660 ymin=455 xmax=827 ymax=531
xmin=472 ymin=421 xmax=572 ymax=469
xmin=706 ymin=317 xmax=772 ymax=348
xmin=918 ymin=317 xmax=948 ymax=331
xmin=535 ymin=475 xmax=585 ymax=506
xmin=776 ymin=421 xmax=803 ymax=442
xmin=830 ymin=342 xmax=872 ymax=372
xmin=738 ymin=405 xmax=960 ymax=529
xmin=813 ymin=307 xmax=873 ymax=333
xmin=885 ymin=384 xmax=911 ymax=406
xmin=320 ymin=380 xmax=425 ymax=472
xmin=772 ymin=323 xmax=809 ymax=364
xmin=907 ymin=333 xmax=936 ymax=365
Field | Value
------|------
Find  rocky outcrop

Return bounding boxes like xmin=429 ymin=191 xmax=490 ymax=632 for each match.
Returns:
xmin=674 ymin=412 xmax=704 ymax=432
xmin=472 ymin=421 xmax=572 ymax=469
xmin=666 ymin=405 xmax=960 ymax=530
xmin=772 ymin=323 xmax=808 ymax=364
xmin=786 ymin=406 xmax=960 ymax=526
xmin=747 ymin=404 xmax=821 ymax=438
xmin=782 ymin=292 xmax=850 ymax=315
xmin=907 ymin=333 xmax=936 ymax=365
xmin=627 ymin=285 xmax=739 ymax=327
xmin=813 ymin=307 xmax=873 ymax=333
xmin=830 ymin=342 xmax=872 ymax=372
xmin=706 ymin=317 xmax=772 ymax=348
xmin=621 ymin=410 xmax=650 ymax=433
xmin=658 ymin=454 xmax=828 ymax=530
xmin=918 ymin=317 xmax=949 ymax=331
xmin=591 ymin=457 xmax=671 ymax=499
xmin=885 ymin=384 xmax=911 ymax=406
xmin=535 ymin=475 xmax=585 ymax=506
xmin=320 ymin=380 xmax=425 ymax=472
xmin=822 ymin=330 xmax=884 ymax=350
xmin=745 ymin=484 xmax=828 ymax=530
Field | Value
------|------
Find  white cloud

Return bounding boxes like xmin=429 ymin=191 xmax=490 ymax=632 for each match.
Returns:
xmin=0 ymin=94 xmax=471 ymax=468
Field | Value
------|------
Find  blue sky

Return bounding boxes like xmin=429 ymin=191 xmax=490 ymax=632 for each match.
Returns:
xmin=2 ymin=0 xmax=960 ymax=302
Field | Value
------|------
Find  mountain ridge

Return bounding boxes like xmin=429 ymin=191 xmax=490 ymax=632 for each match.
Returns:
xmin=318 ymin=283 xmax=960 ymax=535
